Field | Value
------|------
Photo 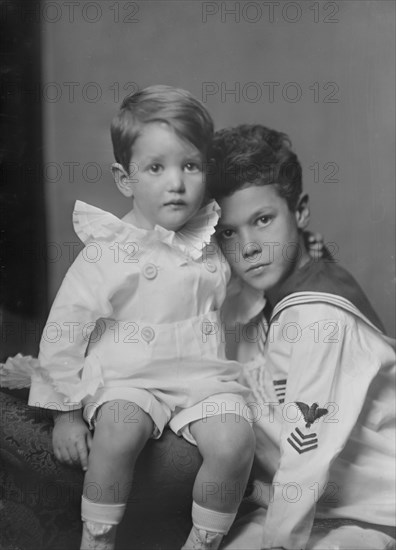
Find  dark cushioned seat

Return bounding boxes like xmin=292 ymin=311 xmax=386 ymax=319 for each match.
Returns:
xmin=0 ymin=389 xmax=202 ymax=550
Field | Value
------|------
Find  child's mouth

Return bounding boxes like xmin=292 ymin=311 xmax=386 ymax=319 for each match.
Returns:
xmin=164 ymin=200 xmax=187 ymax=208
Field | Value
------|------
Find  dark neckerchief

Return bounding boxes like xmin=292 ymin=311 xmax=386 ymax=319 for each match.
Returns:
xmin=267 ymin=258 xmax=385 ymax=333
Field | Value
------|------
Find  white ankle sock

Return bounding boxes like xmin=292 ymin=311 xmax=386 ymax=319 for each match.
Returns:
xmin=192 ymin=501 xmax=237 ymax=535
xmin=81 ymin=496 xmax=126 ymax=525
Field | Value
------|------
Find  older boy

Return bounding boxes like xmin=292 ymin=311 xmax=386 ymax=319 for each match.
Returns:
xmin=209 ymin=125 xmax=395 ymax=550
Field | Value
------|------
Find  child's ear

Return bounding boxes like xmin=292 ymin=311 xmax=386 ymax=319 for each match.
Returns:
xmin=111 ymin=162 xmax=134 ymax=198
xmin=295 ymin=193 xmax=310 ymax=230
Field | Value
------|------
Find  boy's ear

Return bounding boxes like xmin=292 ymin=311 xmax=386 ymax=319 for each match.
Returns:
xmin=112 ymin=162 xmax=134 ymax=198
xmin=295 ymin=193 xmax=310 ymax=230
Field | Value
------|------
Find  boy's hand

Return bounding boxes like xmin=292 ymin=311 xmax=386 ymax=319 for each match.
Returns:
xmin=304 ymin=230 xmax=335 ymax=261
xmin=52 ymin=410 xmax=93 ymax=471
xmin=305 ymin=231 xmax=324 ymax=259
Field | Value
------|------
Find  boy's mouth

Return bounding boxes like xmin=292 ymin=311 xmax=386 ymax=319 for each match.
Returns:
xmin=246 ymin=263 xmax=271 ymax=275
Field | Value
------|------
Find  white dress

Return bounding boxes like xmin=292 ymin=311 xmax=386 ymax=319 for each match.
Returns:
xmin=4 ymin=200 xmax=250 ymax=437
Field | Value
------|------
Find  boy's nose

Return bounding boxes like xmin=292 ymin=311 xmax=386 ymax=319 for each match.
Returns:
xmin=242 ymin=233 xmax=262 ymax=260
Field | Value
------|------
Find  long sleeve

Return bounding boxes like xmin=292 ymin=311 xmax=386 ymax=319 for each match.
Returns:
xmin=29 ymin=241 xmax=136 ymax=410
xmin=261 ymin=303 xmax=384 ymax=550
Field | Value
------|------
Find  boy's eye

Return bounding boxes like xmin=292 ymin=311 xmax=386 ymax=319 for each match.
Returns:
xmin=218 ymin=229 xmax=235 ymax=240
xmin=149 ymin=163 xmax=163 ymax=174
xmin=184 ymin=162 xmax=201 ymax=173
xmin=257 ymin=215 xmax=272 ymax=227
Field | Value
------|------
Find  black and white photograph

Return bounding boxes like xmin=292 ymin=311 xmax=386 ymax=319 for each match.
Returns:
xmin=1 ymin=1 xmax=395 ymax=549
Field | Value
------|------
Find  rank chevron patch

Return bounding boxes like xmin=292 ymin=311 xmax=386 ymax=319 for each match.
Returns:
xmin=287 ymin=427 xmax=318 ymax=454
xmin=273 ymin=379 xmax=287 ymax=403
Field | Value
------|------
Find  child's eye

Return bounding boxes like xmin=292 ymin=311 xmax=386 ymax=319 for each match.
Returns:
xmin=218 ymin=229 xmax=235 ymax=240
xmin=257 ymin=215 xmax=272 ymax=227
xmin=184 ymin=162 xmax=201 ymax=173
xmin=148 ymin=163 xmax=163 ymax=174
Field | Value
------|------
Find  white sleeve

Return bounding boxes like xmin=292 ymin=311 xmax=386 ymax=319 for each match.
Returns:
xmin=28 ymin=241 xmax=138 ymax=411
xmin=261 ymin=303 xmax=382 ymax=550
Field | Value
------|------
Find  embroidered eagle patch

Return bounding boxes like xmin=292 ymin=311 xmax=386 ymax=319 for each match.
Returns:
xmin=295 ymin=402 xmax=328 ymax=428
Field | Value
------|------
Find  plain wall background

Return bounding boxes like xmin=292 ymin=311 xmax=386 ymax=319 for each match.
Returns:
xmin=41 ymin=0 xmax=395 ymax=335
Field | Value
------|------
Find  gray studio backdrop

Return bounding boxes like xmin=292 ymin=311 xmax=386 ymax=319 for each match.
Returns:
xmin=41 ymin=0 xmax=395 ymax=335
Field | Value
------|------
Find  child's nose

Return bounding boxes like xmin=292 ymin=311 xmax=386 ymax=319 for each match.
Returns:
xmin=167 ymin=169 xmax=185 ymax=192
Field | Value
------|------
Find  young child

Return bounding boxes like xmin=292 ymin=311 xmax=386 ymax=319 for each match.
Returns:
xmin=1 ymin=87 xmax=257 ymax=550
xmin=208 ymin=124 xmax=396 ymax=550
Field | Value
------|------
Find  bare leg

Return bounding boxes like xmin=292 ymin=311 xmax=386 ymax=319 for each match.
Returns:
xmin=84 ymin=400 xmax=153 ymax=503
xmin=181 ymin=414 xmax=255 ymax=549
xmin=190 ymin=414 xmax=255 ymax=512
xmin=81 ymin=400 xmax=153 ymax=549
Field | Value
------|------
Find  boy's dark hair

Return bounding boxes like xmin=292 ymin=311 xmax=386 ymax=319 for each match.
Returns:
xmin=208 ymin=124 xmax=302 ymax=211
xmin=111 ymin=85 xmax=214 ymax=173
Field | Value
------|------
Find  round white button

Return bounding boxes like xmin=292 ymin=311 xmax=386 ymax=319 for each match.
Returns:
xmin=143 ymin=263 xmax=158 ymax=280
xmin=201 ymin=319 xmax=215 ymax=335
xmin=141 ymin=326 xmax=155 ymax=343
xmin=205 ymin=262 xmax=217 ymax=273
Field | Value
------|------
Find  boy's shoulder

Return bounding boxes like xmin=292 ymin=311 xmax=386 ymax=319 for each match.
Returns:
xmin=273 ymin=259 xmax=385 ymax=333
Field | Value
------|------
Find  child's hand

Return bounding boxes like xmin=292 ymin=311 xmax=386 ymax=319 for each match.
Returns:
xmin=52 ymin=410 xmax=93 ymax=471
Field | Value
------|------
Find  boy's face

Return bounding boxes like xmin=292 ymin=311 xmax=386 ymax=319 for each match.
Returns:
xmin=114 ymin=122 xmax=206 ymax=231
xmin=216 ymin=184 xmax=310 ymax=301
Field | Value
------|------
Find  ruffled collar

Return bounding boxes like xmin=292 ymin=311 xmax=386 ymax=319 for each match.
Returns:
xmin=73 ymin=199 xmax=220 ymax=261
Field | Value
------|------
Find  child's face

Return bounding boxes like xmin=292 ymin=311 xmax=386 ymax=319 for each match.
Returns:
xmin=118 ymin=122 xmax=206 ymax=231
xmin=216 ymin=184 xmax=310 ymax=301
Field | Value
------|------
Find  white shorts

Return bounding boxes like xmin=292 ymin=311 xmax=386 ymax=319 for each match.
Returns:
xmin=83 ymin=389 xmax=253 ymax=445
